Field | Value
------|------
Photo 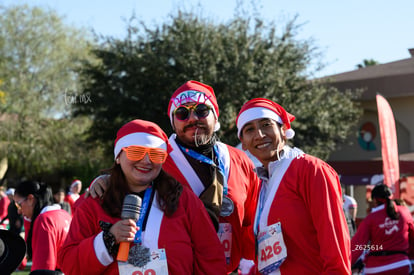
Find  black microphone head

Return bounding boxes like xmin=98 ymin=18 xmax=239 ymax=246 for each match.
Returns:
xmin=121 ymin=194 xmax=142 ymax=221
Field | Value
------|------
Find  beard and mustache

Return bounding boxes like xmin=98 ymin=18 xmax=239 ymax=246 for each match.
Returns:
xmin=184 ymin=122 xmax=213 ymax=147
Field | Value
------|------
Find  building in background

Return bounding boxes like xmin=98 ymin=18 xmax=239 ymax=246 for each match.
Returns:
xmin=324 ymin=48 xmax=414 ymax=223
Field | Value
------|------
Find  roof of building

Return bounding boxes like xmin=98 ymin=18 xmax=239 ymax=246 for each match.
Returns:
xmin=320 ymin=49 xmax=414 ymax=101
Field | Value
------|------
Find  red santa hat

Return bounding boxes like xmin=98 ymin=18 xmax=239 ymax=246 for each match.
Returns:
xmin=236 ymin=98 xmax=295 ymax=139
xmin=114 ymin=119 xmax=170 ymax=159
xmin=70 ymin=179 xmax=82 ymax=189
xmin=167 ymin=80 xmax=220 ymax=131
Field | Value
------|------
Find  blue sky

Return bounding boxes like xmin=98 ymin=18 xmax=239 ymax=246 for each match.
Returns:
xmin=2 ymin=0 xmax=414 ymax=77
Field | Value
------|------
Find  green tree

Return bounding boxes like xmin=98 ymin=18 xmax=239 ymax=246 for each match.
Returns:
xmin=356 ymin=59 xmax=379 ymax=69
xmin=0 ymin=4 xmax=106 ymax=181
xmin=75 ymin=10 xmax=362 ymax=160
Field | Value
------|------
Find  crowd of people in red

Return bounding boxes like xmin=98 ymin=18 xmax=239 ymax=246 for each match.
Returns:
xmin=1 ymin=80 xmax=413 ymax=275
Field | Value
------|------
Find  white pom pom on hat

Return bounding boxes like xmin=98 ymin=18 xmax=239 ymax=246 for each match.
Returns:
xmin=236 ymin=98 xmax=295 ymax=139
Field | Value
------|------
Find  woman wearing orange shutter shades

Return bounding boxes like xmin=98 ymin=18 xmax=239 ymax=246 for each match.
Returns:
xmin=58 ymin=119 xmax=226 ymax=275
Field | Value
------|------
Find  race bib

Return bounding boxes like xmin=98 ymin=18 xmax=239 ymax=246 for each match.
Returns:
xmin=118 ymin=248 xmax=169 ymax=275
xmin=257 ymin=222 xmax=287 ymax=274
xmin=218 ymin=223 xmax=232 ymax=265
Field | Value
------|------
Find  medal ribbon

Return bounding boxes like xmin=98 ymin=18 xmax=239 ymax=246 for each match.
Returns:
xmin=133 ymin=186 xmax=153 ymax=244
xmin=177 ymin=144 xmax=228 ymax=195
xmin=254 ymin=146 xmax=301 ymax=235
xmin=255 ymin=185 xmax=267 ymax=235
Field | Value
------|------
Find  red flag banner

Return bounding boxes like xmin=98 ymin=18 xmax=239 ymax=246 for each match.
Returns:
xmin=376 ymin=94 xmax=400 ymax=197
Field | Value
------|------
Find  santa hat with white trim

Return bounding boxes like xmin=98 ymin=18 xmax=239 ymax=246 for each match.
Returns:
xmin=70 ymin=179 xmax=82 ymax=189
xmin=167 ymin=80 xmax=220 ymax=132
xmin=114 ymin=119 xmax=170 ymax=159
xmin=236 ymin=98 xmax=295 ymax=139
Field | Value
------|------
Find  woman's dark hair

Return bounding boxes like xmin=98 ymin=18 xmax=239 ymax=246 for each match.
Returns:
xmin=101 ymin=164 xmax=182 ymax=218
xmin=371 ymin=184 xmax=399 ymax=220
xmin=14 ymin=180 xmax=54 ymax=258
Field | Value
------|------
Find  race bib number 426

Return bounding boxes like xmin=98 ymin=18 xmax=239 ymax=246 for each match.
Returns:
xmin=257 ymin=222 xmax=287 ymax=274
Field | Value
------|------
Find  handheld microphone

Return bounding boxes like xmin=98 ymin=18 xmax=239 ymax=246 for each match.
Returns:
xmin=117 ymin=194 xmax=142 ymax=261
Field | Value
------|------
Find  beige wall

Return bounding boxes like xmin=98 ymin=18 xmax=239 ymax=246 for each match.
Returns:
xmin=389 ymin=96 xmax=414 ymax=151
xmin=331 ymin=96 xmax=414 ymax=219
xmin=329 ymin=96 xmax=413 ymax=161
xmin=353 ymin=185 xmax=369 ymax=219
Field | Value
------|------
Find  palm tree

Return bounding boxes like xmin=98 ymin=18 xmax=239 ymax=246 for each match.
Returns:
xmin=356 ymin=59 xmax=379 ymax=69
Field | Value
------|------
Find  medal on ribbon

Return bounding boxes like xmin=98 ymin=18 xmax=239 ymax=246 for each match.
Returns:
xmin=220 ymin=196 xmax=234 ymax=217
xmin=127 ymin=245 xmax=151 ymax=267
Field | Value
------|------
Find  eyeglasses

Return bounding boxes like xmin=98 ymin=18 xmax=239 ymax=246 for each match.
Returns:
xmin=173 ymin=103 xmax=211 ymax=121
xmin=15 ymin=197 xmax=27 ymax=209
xmin=122 ymin=146 xmax=168 ymax=164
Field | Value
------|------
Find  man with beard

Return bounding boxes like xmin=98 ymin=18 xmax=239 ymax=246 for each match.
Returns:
xmin=89 ymin=81 xmax=259 ymax=274
xmin=163 ymin=81 xmax=259 ymax=273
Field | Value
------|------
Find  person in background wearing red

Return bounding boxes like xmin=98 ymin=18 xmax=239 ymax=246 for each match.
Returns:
xmin=59 ymin=119 xmax=226 ymax=275
xmin=64 ymin=179 xmax=82 ymax=214
xmin=14 ymin=180 xmax=72 ymax=273
xmin=351 ymin=184 xmax=414 ymax=274
xmin=0 ymin=188 xmax=24 ymax=235
xmin=0 ymin=186 xmax=10 ymax=226
xmin=236 ymin=98 xmax=351 ymax=274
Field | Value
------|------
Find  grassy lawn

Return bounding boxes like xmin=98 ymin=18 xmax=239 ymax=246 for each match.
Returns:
xmin=11 ymin=268 xmax=30 ymax=275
